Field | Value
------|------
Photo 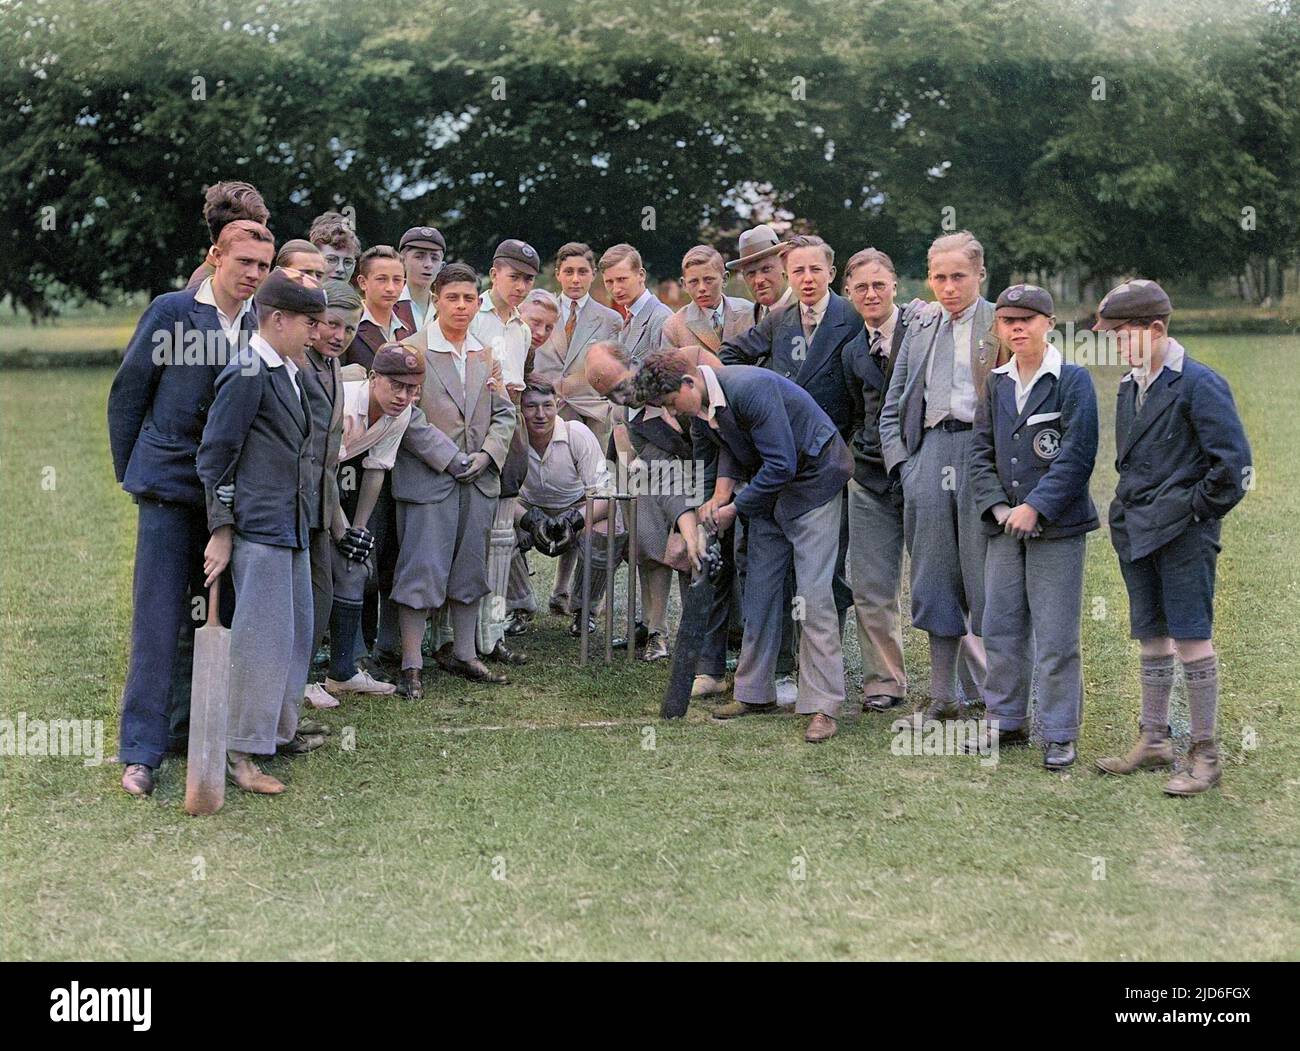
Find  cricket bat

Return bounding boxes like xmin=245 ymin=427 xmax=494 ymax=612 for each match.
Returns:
xmin=185 ymin=581 xmax=229 ymax=816
xmin=660 ymin=529 xmax=719 ymax=719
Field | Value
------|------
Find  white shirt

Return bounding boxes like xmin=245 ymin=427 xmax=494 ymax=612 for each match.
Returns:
xmin=697 ymin=364 xmax=727 ymax=430
xmin=470 ymin=291 xmax=529 ymax=388
xmin=249 ymin=332 xmax=301 ymax=399
xmin=397 ymin=286 xmax=434 ymax=333
xmin=627 ymin=289 xmax=656 ymax=321
xmin=926 ymin=301 xmax=979 ymax=423
xmin=339 ymin=379 xmax=413 ymax=470
xmin=756 ymin=286 xmax=795 ymax=323
xmin=866 ymin=306 xmax=899 ymax=353
xmin=991 ymin=344 xmax=1063 ymax=414
xmin=360 ymin=305 xmax=403 ymax=344
xmin=195 ymin=277 xmax=252 ymax=346
xmin=562 ymin=293 xmax=589 ymax=329
xmin=426 ymin=323 xmax=481 ymax=384
xmin=1128 ymin=337 xmax=1186 ymax=401
xmin=521 ymin=416 xmax=610 ymax=509
xmin=799 ymin=291 xmax=831 ymax=332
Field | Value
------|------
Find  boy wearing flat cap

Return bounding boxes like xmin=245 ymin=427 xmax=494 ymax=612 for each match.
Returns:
xmin=1093 ymin=280 xmax=1252 ymax=796
xmin=321 ymin=343 xmax=423 ymax=699
xmin=396 ymin=226 xmax=446 ymax=334
xmin=968 ymin=285 xmax=1099 ymax=770
xmin=197 ymin=268 xmax=329 ymax=795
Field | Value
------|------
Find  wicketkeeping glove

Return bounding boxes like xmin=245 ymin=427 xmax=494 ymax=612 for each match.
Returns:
xmin=337 ymin=526 xmax=375 ymax=563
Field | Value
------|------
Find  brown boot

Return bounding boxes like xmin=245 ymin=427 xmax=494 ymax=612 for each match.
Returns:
xmin=1095 ymin=727 xmax=1174 ymax=775
xmin=227 ymin=753 xmax=285 ymax=795
xmin=1163 ymin=741 xmax=1221 ymax=796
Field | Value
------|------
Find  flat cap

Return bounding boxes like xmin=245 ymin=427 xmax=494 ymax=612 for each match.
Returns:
xmin=372 ymin=343 xmax=425 ymax=384
xmin=493 ymin=238 xmax=540 ymax=276
xmin=995 ymin=283 xmax=1055 ymax=318
xmin=1095 ymin=279 xmax=1172 ymax=329
xmin=254 ymin=267 xmax=327 ymax=317
xmin=399 ymin=226 xmax=447 ymax=253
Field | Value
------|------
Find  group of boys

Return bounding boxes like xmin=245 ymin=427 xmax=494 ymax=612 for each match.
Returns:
xmin=109 ymin=178 xmax=1252 ymax=801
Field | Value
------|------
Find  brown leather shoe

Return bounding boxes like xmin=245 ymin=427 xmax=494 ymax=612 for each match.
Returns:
xmin=640 ymin=632 xmax=670 ymax=662
xmin=863 ymin=694 xmax=905 ymax=713
xmin=1163 ymin=740 xmax=1221 ymax=796
xmin=921 ymin=697 xmax=960 ymax=721
xmin=805 ymin=713 xmax=839 ymax=743
xmin=711 ymin=699 xmax=779 ymax=720
xmin=443 ymin=654 xmax=509 ymax=684
xmin=1096 ymin=727 xmax=1175 ymax=776
xmin=227 ymin=755 xmax=285 ymax=795
xmin=484 ymin=640 xmax=527 ymax=666
xmin=121 ymin=763 xmax=154 ymax=797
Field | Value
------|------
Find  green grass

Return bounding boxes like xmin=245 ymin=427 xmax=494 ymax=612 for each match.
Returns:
xmin=2 ymin=336 xmax=1298 ymax=960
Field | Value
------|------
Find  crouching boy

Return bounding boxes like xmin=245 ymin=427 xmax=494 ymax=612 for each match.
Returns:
xmin=1093 ymin=280 xmax=1252 ymax=795
xmin=197 ymin=268 xmax=327 ymax=795
xmin=968 ymin=285 xmax=1099 ymax=770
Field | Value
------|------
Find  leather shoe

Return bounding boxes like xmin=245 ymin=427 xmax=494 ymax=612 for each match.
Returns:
xmin=399 ymin=668 xmax=423 ymax=699
xmin=863 ymin=694 xmax=905 ymax=713
xmin=612 ymin=622 xmax=650 ymax=650
xmin=279 ymin=732 xmax=327 ymax=755
xmin=442 ymin=654 xmax=509 ymax=684
xmin=711 ymin=699 xmax=778 ymax=720
xmin=961 ymin=725 xmax=1031 ymax=753
xmin=569 ymin=614 xmax=597 ymax=638
xmin=484 ymin=640 xmax=527 ymax=666
xmin=121 ymin=763 xmax=154 ymax=797
xmin=504 ymin=610 xmax=532 ymax=636
xmin=805 ymin=713 xmax=839 ymax=743
xmin=548 ymin=595 xmax=570 ymax=616
xmin=297 ymin=718 xmax=331 ymax=736
xmin=921 ymin=698 xmax=961 ymax=721
xmin=1044 ymin=740 xmax=1077 ymax=770
xmin=640 ymin=632 xmax=669 ymax=661
xmin=227 ymin=755 xmax=285 ymax=795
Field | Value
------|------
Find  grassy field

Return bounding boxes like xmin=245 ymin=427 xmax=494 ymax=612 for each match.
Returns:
xmin=1 ymin=335 xmax=1298 ymax=960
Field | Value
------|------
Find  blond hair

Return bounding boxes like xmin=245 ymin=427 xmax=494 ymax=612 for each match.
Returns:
xmin=927 ymin=230 xmax=984 ymax=268
xmin=599 ymin=243 xmax=644 ymax=272
xmin=681 ymin=245 xmax=725 ymax=275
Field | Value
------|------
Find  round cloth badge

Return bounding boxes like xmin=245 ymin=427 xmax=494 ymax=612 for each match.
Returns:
xmin=1033 ymin=428 xmax=1062 ymax=460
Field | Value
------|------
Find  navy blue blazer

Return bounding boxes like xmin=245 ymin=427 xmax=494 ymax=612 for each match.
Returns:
xmin=196 ymin=349 xmax=317 ymax=549
xmin=108 ymin=288 xmax=257 ymax=506
xmin=841 ymin=314 xmax=909 ymax=495
xmin=692 ymin=365 xmax=853 ymax=527
xmin=719 ymin=291 xmax=863 ymax=438
xmin=1110 ymin=348 xmax=1251 ymax=562
xmin=970 ymin=359 xmax=1100 ymax=539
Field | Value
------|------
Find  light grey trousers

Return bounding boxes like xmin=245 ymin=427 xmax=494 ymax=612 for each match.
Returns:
xmin=982 ymin=531 xmax=1086 ymax=741
xmin=227 ymin=536 xmax=313 ymax=756
xmin=847 ymin=479 xmax=907 ymax=700
xmin=734 ymin=495 xmax=846 ymax=716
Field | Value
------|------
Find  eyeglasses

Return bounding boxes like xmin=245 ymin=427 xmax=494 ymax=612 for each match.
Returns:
xmin=324 ymin=254 xmax=357 ymax=274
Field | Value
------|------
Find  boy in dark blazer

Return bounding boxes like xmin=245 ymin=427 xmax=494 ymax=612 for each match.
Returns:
xmin=1093 ymin=281 xmax=1252 ymax=795
xmin=635 ymin=351 xmax=854 ymax=744
xmin=108 ymin=219 xmax=274 ymax=796
xmin=969 ymin=285 xmax=1099 ymax=770
xmin=197 ymin=269 xmax=329 ymax=796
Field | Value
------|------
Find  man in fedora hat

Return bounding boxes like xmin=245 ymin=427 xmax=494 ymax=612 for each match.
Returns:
xmin=727 ymin=224 xmax=796 ymax=326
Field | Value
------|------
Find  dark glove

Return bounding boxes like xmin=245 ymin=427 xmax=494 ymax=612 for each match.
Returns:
xmin=516 ymin=507 xmax=547 ymax=553
xmin=533 ymin=514 xmax=572 ymax=557
xmin=558 ymin=507 xmax=586 ymax=545
xmin=337 ymin=526 xmax=375 ymax=563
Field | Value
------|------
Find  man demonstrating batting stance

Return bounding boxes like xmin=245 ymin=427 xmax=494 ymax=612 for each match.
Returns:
xmin=108 ymin=219 xmax=274 ymax=796
xmin=635 ymin=352 xmax=853 ymax=743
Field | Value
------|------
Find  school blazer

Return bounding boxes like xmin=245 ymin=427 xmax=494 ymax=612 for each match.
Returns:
xmin=197 ymin=350 xmax=317 ymax=549
xmin=879 ymin=298 xmax=1008 ymax=475
xmin=970 ymin=362 xmax=1100 ymax=539
xmin=841 ymin=316 xmax=909 ymax=496
xmin=661 ymin=296 xmax=755 ymax=353
xmin=530 ymin=297 xmax=622 ymax=424
xmin=1110 ymin=352 xmax=1252 ymax=562
xmin=620 ymin=296 xmax=673 ymax=362
xmin=108 ymin=288 xmax=258 ymax=507
xmin=719 ymin=291 xmax=863 ymax=438
xmin=692 ymin=365 xmax=853 ymax=528
xmin=390 ymin=331 xmax=516 ymax=505
xmin=303 ymin=347 xmax=346 ymax=530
